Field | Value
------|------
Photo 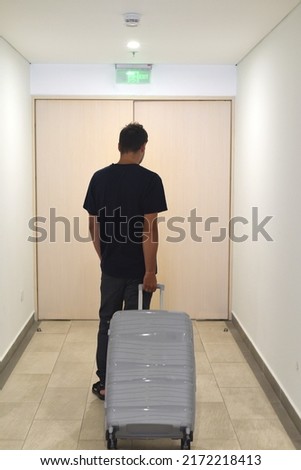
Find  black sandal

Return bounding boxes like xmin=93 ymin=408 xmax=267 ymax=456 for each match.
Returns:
xmin=92 ymin=381 xmax=105 ymax=401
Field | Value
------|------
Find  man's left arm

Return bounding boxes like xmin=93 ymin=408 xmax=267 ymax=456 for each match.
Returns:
xmin=142 ymin=213 xmax=158 ymax=292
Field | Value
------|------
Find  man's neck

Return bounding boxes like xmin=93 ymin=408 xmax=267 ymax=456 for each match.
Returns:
xmin=117 ymin=152 xmax=142 ymax=165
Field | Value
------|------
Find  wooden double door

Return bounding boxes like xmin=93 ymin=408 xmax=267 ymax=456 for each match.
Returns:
xmin=35 ymin=99 xmax=232 ymax=320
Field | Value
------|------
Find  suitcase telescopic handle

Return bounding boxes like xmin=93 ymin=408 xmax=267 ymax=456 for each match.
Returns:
xmin=138 ymin=283 xmax=165 ymax=310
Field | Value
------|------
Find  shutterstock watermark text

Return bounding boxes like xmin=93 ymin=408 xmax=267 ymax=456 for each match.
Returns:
xmin=27 ymin=207 xmax=273 ymax=244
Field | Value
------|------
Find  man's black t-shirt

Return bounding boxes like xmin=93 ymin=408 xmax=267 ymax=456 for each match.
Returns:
xmin=83 ymin=164 xmax=167 ymax=279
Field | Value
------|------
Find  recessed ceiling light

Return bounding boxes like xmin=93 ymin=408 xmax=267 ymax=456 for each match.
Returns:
xmin=127 ymin=40 xmax=140 ymax=50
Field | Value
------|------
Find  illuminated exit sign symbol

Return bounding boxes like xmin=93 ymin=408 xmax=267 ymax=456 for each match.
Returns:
xmin=115 ymin=64 xmax=152 ymax=84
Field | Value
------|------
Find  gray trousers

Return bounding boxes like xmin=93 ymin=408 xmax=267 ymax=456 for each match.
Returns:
xmin=96 ymin=273 xmax=152 ymax=383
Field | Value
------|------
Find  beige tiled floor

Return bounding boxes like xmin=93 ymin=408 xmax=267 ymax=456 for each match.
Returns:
xmin=0 ymin=320 xmax=300 ymax=450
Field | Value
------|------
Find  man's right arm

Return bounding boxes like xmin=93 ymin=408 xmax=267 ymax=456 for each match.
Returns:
xmin=89 ymin=215 xmax=101 ymax=259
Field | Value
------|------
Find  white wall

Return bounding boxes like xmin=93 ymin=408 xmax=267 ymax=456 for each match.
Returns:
xmin=233 ymin=5 xmax=301 ymax=417
xmin=30 ymin=64 xmax=236 ymax=96
xmin=0 ymin=38 xmax=35 ymax=362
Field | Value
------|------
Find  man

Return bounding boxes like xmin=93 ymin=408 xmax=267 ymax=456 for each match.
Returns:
xmin=83 ymin=122 xmax=167 ymax=400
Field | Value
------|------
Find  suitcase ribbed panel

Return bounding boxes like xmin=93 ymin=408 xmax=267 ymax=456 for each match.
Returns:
xmin=105 ymin=310 xmax=196 ymax=440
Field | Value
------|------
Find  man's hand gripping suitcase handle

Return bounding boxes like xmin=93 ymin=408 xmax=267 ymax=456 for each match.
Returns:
xmin=138 ymin=283 xmax=165 ymax=310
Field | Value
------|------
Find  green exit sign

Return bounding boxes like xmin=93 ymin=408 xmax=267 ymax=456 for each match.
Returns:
xmin=116 ymin=65 xmax=152 ymax=84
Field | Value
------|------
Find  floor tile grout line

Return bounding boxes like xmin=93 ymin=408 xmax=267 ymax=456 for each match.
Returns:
xmin=203 ymin=336 xmax=243 ymax=449
xmin=77 ymin=328 xmax=99 ymax=449
xmin=21 ymin=321 xmax=72 ymax=449
xmin=193 ymin=328 xmax=235 ymax=446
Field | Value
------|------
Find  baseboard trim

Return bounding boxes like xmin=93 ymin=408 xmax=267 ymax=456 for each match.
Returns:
xmin=0 ymin=313 xmax=39 ymax=389
xmin=231 ymin=313 xmax=301 ymax=435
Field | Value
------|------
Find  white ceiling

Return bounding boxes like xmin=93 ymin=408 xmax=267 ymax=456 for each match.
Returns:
xmin=0 ymin=0 xmax=300 ymax=65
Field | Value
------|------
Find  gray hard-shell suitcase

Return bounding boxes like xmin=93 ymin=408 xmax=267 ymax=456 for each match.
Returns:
xmin=104 ymin=284 xmax=196 ymax=450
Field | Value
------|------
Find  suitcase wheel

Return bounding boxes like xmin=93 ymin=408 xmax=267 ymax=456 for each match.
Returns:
xmin=107 ymin=437 xmax=117 ymax=450
xmin=181 ymin=437 xmax=191 ymax=450
xmin=181 ymin=429 xmax=193 ymax=450
xmin=106 ymin=429 xmax=117 ymax=450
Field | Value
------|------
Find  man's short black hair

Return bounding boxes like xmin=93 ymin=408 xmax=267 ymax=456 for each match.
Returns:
xmin=119 ymin=122 xmax=148 ymax=153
